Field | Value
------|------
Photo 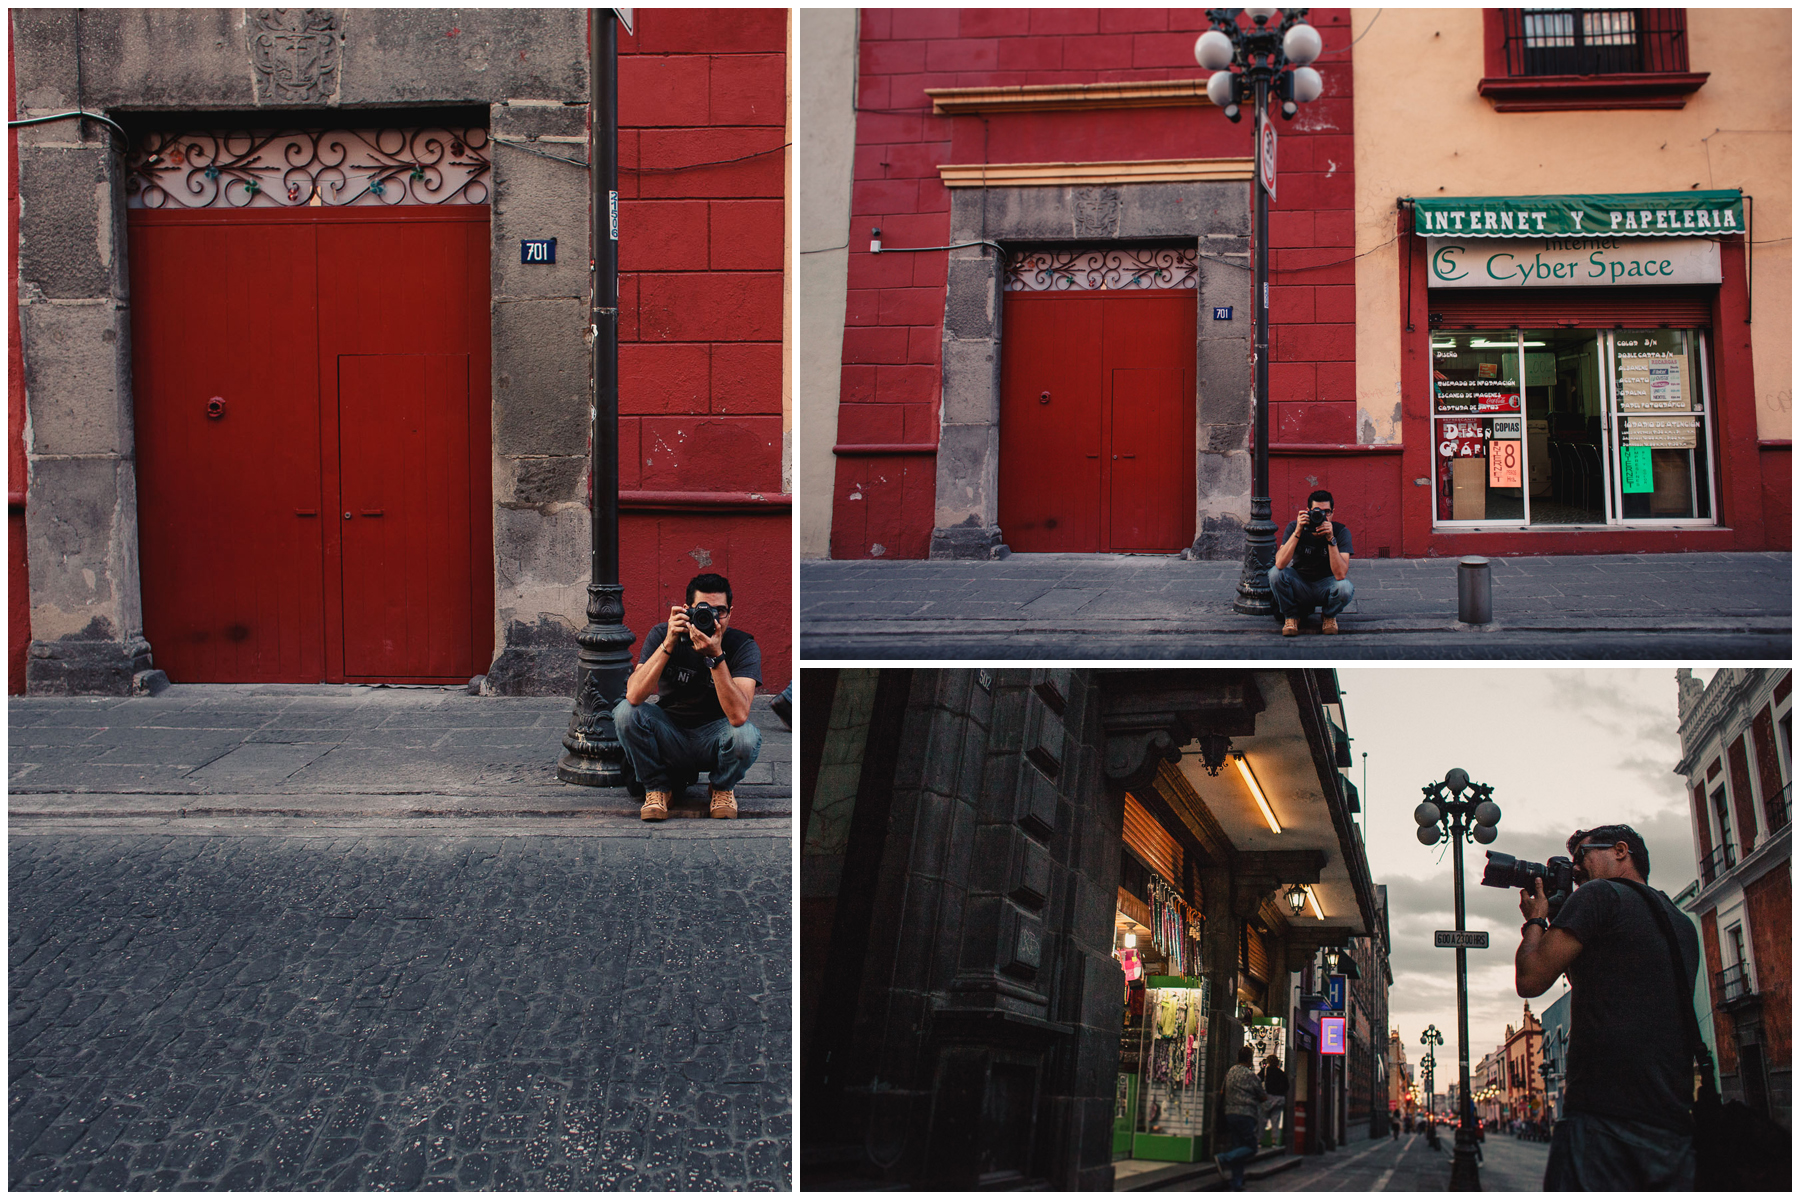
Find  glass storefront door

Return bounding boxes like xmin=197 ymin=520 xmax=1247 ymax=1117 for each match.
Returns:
xmin=1430 ymin=327 xmax=1715 ymax=527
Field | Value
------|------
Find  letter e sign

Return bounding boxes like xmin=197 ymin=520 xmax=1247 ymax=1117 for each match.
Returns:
xmin=1489 ymin=440 xmax=1522 ymax=487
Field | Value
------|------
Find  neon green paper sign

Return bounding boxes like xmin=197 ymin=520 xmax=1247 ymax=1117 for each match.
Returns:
xmin=1620 ymin=446 xmax=1654 ymax=493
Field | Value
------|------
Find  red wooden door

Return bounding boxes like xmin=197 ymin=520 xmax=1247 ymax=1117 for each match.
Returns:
xmin=998 ymin=295 xmax=1105 ymax=551
xmin=338 ymin=355 xmax=472 ymax=678
xmin=130 ymin=218 xmax=327 ymax=682
xmin=999 ymin=289 xmax=1195 ymax=553
xmin=128 ymin=207 xmax=491 ymax=683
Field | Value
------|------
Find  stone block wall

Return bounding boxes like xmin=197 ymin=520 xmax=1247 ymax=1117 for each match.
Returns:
xmin=11 ymin=8 xmax=789 ymax=694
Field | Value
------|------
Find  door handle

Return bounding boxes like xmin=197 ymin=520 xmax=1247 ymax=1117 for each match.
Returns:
xmin=360 ymin=509 xmax=385 ymax=517
xmin=343 ymin=512 xmax=353 ymax=519
xmin=295 ymin=509 xmax=317 ymax=518
xmin=1121 ymin=454 xmax=1136 ymax=459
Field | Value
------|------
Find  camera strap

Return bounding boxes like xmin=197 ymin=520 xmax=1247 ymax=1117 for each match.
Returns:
xmin=1616 ymin=879 xmax=1719 ymax=1102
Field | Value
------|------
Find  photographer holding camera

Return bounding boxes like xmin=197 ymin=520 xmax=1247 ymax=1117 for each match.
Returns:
xmin=1270 ymin=488 xmax=1353 ymax=636
xmin=1510 ymin=824 xmax=1700 ymax=1191
xmin=614 ymin=572 xmax=763 ymax=822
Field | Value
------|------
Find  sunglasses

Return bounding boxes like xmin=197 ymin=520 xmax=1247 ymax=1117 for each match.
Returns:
xmin=1572 ymin=841 xmax=1622 ymax=864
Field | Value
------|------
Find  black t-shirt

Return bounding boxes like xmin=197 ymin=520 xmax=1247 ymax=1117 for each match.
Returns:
xmin=639 ymin=624 xmax=762 ymax=728
xmin=1552 ymin=878 xmax=1701 ymax=1132
xmin=1262 ymin=1064 xmax=1288 ymax=1097
xmin=1279 ymin=519 xmax=1353 ymax=582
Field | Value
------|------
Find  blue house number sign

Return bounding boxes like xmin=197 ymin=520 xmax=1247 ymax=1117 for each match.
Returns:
xmin=521 ymin=238 xmax=556 ymax=264
xmin=1213 ymin=306 xmax=1233 ymax=321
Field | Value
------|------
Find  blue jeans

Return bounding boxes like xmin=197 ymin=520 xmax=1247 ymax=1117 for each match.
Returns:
xmin=1268 ymin=567 xmax=1355 ymax=620
xmin=612 ymin=699 xmax=762 ymax=792
xmin=1544 ymin=1112 xmax=1695 ymax=1191
xmin=1219 ymin=1113 xmax=1260 ymax=1189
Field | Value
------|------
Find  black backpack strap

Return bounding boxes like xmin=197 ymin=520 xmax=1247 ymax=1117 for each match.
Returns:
xmin=1617 ymin=879 xmax=1719 ymax=1097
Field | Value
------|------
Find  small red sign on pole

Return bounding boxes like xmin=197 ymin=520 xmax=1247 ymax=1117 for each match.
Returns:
xmin=1259 ymin=112 xmax=1277 ymax=202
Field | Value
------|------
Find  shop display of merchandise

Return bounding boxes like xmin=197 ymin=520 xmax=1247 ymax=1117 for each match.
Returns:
xmin=1134 ymin=982 xmax=1209 ymax=1139
xmin=1148 ymin=877 xmax=1203 ymax=976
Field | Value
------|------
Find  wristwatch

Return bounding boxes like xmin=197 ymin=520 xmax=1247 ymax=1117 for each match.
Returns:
xmin=1522 ymin=917 xmax=1549 ymax=933
xmin=706 ymin=653 xmax=726 ymax=670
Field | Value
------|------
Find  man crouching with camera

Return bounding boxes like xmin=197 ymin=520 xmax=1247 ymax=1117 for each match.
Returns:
xmin=1270 ymin=488 xmax=1353 ymax=636
xmin=613 ymin=572 xmax=762 ymax=822
xmin=1510 ymin=824 xmax=1700 ymax=1190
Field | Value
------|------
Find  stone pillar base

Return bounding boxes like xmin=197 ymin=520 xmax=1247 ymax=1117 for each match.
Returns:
xmin=483 ymin=616 xmax=582 ymax=696
xmin=929 ymin=524 xmax=1005 ymax=560
xmin=27 ymin=634 xmax=158 ymax=696
xmin=1192 ymin=515 xmax=1248 ymax=561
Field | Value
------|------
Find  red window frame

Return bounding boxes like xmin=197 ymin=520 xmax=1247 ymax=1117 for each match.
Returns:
xmin=1478 ymin=8 xmax=1709 ymax=112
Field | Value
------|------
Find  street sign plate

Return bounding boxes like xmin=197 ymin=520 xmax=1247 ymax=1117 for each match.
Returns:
xmin=1258 ymin=111 xmax=1277 ymax=201
xmin=1326 ymin=973 xmax=1346 ymax=1011
xmin=1435 ymin=930 xmax=1491 ymax=948
xmin=521 ymin=238 xmax=556 ymax=264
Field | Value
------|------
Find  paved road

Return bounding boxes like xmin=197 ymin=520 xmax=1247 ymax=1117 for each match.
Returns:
xmin=1167 ymin=1131 xmax=1549 ymax=1192
xmin=801 ymin=552 xmax=1791 ymax=660
xmin=10 ymin=817 xmax=791 ymax=1190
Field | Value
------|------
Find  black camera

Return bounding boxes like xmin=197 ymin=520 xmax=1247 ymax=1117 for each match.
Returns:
xmin=1305 ymin=506 xmax=1328 ymax=530
xmin=1480 ymin=851 xmax=1576 ymax=916
xmin=685 ymin=601 xmax=722 ymax=638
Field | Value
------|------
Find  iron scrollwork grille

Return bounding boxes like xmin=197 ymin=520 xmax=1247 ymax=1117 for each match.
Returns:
xmin=1005 ymin=246 xmax=1199 ymax=293
xmin=125 ymin=127 xmax=492 ymax=209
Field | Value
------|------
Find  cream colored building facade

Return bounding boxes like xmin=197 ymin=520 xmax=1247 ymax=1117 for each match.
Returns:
xmin=1351 ymin=7 xmax=1791 ymax=447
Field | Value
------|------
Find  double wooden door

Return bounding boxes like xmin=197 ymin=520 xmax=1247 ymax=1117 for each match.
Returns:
xmin=998 ymin=290 xmax=1197 ymax=553
xmin=128 ymin=207 xmax=492 ymax=683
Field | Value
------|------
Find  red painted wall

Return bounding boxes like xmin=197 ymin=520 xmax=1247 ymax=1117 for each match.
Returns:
xmin=1396 ymin=208 xmax=1777 ymax=556
xmin=1743 ymin=863 xmax=1791 ymax=1073
xmin=1759 ymin=444 xmax=1790 ymax=550
xmin=831 ymin=8 xmax=1357 ymax=559
xmin=8 ymin=39 xmax=28 ymax=694
xmin=618 ymin=9 xmax=789 ymax=688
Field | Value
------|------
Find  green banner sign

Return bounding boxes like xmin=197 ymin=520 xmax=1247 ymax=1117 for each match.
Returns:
xmin=1414 ymin=191 xmax=1743 ymax=239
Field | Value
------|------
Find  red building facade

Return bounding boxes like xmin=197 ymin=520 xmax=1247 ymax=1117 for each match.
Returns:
xmin=826 ymin=8 xmax=1357 ymax=562
xmin=1676 ymin=668 xmax=1792 ymax=1130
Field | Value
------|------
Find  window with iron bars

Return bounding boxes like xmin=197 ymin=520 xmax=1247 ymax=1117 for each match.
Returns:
xmin=1501 ymin=9 xmax=1691 ymax=76
xmin=1717 ymin=961 xmax=1753 ymax=1003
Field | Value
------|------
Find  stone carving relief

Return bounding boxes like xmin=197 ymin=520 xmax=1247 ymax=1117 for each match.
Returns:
xmin=251 ymin=9 xmax=342 ymax=104
xmin=1073 ymin=187 xmax=1122 ymax=237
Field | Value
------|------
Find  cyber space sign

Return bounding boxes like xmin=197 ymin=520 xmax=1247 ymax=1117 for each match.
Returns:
xmin=1427 ymin=237 xmax=1721 ymax=288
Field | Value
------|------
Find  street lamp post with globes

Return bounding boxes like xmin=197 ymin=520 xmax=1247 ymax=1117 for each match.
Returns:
xmin=1414 ymin=769 xmax=1503 ymax=1189
xmin=1192 ymin=9 xmax=1325 ymax=615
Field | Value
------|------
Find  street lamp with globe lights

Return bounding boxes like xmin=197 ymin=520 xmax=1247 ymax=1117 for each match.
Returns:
xmin=1192 ymin=8 xmax=1326 ymax=615
xmin=1415 ymin=769 xmax=1502 ymax=1189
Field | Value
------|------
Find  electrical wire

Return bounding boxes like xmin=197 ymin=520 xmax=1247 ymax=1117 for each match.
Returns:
xmin=7 ymin=109 xmax=128 ymax=142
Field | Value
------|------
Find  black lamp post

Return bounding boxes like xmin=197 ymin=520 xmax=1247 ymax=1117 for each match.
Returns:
xmin=559 ymin=8 xmax=637 ymax=787
xmin=1192 ymin=9 xmax=1325 ymax=614
xmin=1414 ymin=769 xmax=1503 ymax=1190
xmin=1420 ymin=1024 xmax=1442 ymax=1124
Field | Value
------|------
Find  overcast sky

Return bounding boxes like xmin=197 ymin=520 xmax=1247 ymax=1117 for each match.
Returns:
xmin=1337 ymin=667 xmax=1705 ymax=1096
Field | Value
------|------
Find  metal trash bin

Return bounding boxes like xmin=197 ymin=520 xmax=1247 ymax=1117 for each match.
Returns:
xmin=1457 ymin=556 xmax=1492 ymax=625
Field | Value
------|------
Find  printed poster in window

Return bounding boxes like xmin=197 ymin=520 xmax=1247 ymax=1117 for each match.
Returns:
xmin=1615 ymin=340 xmax=1692 ymax=413
xmin=1434 ymin=358 xmax=1521 ymax=415
xmin=1488 ymin=439 xmax=1522 ymax=487
xmin=1438 ymin=419 xmax=1487 ymax=460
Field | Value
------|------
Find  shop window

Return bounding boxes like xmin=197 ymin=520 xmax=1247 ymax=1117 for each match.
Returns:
xmin=1429 ymin=327 xmax=1715 ymax=529
xmin=1479 ymin=9 xmax=1708 ymax=111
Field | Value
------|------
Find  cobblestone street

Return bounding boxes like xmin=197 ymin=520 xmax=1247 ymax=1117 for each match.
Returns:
xmin=10 ymin=818 xmax=791 ymax=1190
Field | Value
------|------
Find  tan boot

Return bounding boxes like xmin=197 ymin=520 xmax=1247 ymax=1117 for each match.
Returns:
xmin=640 ymin=789 xmax=670 ymax=822
xmin=1281 ymin=618 xmax=1300 ymax=637
xmin=1322 ymin=617 xmax=1340 ymax=635
xmin=710 ymin=788 xmax=738 ymax=819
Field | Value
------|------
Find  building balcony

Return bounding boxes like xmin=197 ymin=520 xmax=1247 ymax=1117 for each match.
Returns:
xmin=1700 ymin=841 xmax=1737 ymax=886
xmin=1716 ymin=962 xmax=1755 ymax=1005
xmin=1764 ymin=783 xmax=1790 ymax=837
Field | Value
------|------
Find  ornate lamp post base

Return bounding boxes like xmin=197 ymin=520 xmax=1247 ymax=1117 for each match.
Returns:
xmin=556 ymin=583 xmax=637 ymax=788
xmin=1233 ymin=496 xmax=1278 ymax=614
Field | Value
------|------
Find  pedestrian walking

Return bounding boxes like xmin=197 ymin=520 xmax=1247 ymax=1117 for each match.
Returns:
xmin=1215 ymin=1046 xmax=1268 ymax=1191
xmin=1514 ymin=824 xmax=1700 ymax=1191
xmin=1391 ymin=1111 xmax=1400 ymax=1141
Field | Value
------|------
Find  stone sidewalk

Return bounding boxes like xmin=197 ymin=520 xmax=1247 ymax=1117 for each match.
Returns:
xmin=8 ymin=685 xmax=792 ymax=820
xmin=801 ymin=552 xmax=1791 ymax=659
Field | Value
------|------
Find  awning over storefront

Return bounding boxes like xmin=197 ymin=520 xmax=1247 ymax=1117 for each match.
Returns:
xmin=1412 ymin=190 xmax=1743 ymax=238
